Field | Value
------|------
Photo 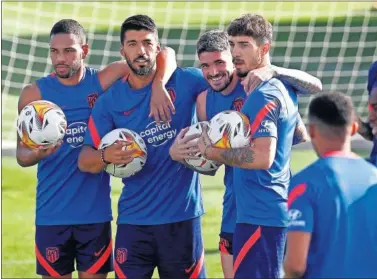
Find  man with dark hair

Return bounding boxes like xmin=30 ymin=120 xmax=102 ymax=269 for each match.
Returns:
xmin=358 ymin=60 xmax=377 ymax=165
xmin=284 ymin=91 xmax=377 ymax=278
xmin=195 ymin=14 xmax=310 ymax=278
xmin=17 ymin=18 xmax=176 ymax=278
xmin=170 ymin=29 xmax=318 ymax=278
xmin=78 ymin=15 xmax=209 ymax=279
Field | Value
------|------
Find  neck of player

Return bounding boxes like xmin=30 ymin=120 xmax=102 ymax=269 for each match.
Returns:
xmin=221 ymin=72 xmax=239 ymax=95
xmin=127 ymin=68 xmax=157 ymax=90
xmin=318 ymin=138 xmax=352 ymax=157
xmin=57 ymin=64 xmax=85 ymax=86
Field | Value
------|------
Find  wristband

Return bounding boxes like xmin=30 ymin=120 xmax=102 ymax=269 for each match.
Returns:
xmin=100 ymin=148 xmax=109 ymax=166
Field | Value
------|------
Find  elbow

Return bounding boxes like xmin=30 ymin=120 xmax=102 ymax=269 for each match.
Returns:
xmin=260 ymin=158 xmax=273 ymax=170
xmin=284 ymin=261 xmax=306 ymax=278
xmin=314 ymin=77 xmax=323 ymax=92
xmin=16 ymin=156 xmax=28 ymax=167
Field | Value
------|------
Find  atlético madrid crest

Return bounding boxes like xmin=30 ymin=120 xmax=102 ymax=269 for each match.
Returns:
xmin=167 ymin=88 xmax=176 ymax=103
xmin=116 ymin=248 xmax=127 ymax=264
xmin=87 ymin=93 xmax=99 ymax=108
xmin=231 ymin=97 xmax=245 ymax=112
xmin=46 ymin=247 xmax=59 ymax=263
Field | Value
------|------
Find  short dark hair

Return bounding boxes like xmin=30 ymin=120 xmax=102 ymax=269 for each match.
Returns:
xmin=196 ymin=30 xmax=230 ymax=56
xmin=308 ymin=91 xmax=355 ymax=133
xmin=227 ymin=14 xmax=272 ymax=45
xmin=120 ymin=14 xmax=158 ymax=45
xmin=50 ymin=19 xmax=86 ymax=44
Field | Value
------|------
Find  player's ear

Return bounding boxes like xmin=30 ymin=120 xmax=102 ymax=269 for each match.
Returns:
xmin=120 ymin=47 xmax=125 ymax=58
xmin=156 ymin=42 xmax=161 ymax=53
xmin=261 ymin=43 xmax=270 ymax=56
xmin=81 ymin=44 xmax=89 ymax=59
xmin=351 ymin=121 xmax=359 ymax=136
xmin=308 ymin=123 xmax=316 ymax=139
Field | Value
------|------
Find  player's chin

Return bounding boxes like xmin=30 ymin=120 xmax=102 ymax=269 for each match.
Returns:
xmin=235 ymin=68 xmax=249 ymax=78
xmin=210 ymin=81 xmax=228 ymax=92
xmin=55 ymin=72 xmax=71 ymax=79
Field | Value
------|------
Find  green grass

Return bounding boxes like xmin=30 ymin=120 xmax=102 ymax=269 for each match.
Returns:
xmin=1 ymin=149 xmax=370 ymax=278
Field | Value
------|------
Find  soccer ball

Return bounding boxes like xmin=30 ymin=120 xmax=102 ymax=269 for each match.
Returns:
xmin=17 ymin=100 xmax=67 ymax=149
xmin=208 ymin=110 xmax=251 ymax=148
xmin=99 ymin=128 xmax=147 ymax=178
xmin=184 ymin=121 xmax=222 ymax=173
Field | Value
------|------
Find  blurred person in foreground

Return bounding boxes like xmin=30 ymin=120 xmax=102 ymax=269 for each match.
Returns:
xmin=284 ymin=91 xmax=377 ymax=278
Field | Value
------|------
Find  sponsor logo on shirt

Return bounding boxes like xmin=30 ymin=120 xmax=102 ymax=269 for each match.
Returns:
xmin=288 ymin=209 xmax=306 ymax=227
xmin=140 ymin=121 xmax=177 ymax=147
xmin=65 ymin=122 xmax=87 ymax=148
xmin=258 ymin=120 xmax=275 ymax=134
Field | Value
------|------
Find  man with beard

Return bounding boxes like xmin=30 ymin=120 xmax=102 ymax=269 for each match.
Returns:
xmin=169 ymin=29 xmax=316 ymax=278
xmin=16 ymin=19 xmax=176 ymax=278
xmin=196 ymin=14 xmax=308 ymax=278
xmin=78 ymin=15 xmax=209 ymax=279
xmin=284 ymin=91 xmax=377 ymax=278
xmin=357 ymin=61 xmax=377 ymax=166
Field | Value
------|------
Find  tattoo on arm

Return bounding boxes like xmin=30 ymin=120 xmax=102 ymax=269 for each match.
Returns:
xmin=220 ymin=147 xmax=255 ymax=166
xmin=279 ymin=75 xmax=319 ymax=95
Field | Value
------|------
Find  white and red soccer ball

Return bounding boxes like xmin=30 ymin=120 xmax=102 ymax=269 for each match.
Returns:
xmin=98 ymin=128 xmax=148 ymax=178
xmin=17 ymin=100 xmax=67 ymax=149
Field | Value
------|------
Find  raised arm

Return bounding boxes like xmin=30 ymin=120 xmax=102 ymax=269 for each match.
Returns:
xmin=16 ymin=84 xmax=61 ymax=167
xmin=272 ymin=65 xmax=322 ymax=95
xmin=241 ymin=65 xmax=322 ymax=95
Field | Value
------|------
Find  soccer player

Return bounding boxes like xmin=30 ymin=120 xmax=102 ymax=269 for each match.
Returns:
xmin=284 ymin=91 xmax=377 ymax=278
xmin=170 ymin=29 xmax=318 ymax=278
xmin=16 ymin=19 xmax=176 ymax=278
xmin=196 ymin=14 xmax=302 ymax=278
xmin=358 ymin=61 xmax=377 ymax=165
xmin=78 ymin=15 xmax=209 ymax=279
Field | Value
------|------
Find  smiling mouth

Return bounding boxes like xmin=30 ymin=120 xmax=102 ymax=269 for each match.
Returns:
xmin=210 ymin=75 xmax=224 ymax=82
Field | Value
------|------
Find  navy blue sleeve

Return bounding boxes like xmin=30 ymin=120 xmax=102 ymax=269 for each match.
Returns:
xmin=182 ymin=67 xmax=209 ymax=101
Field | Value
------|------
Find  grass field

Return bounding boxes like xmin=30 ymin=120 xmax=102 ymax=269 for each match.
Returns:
xmin=1 ymin=148 xmax=370 ymax=278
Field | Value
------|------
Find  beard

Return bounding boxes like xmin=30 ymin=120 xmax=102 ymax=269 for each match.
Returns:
xmin=235 ymin=69 xmax=249 ymax=78
xmin=209 ymin=71 xmax=233 ymax=92
xmin=54 ymin=61 xmax=81 ymax=79
xmin=125 ymin=55 xmax=156 ymax=76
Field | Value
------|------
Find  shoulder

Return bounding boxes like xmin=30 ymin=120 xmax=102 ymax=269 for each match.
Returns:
xmin=290 ymin=159 xmax=324 ymax=192
xmin=258 ymin=78 xmax=293 ymax=97
xmin=18 ymin=83 xmax=41 ymax=112
xmin=178 ymin=67 xmax=204 ymax=79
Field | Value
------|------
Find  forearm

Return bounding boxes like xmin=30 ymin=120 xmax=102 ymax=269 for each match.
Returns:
xmin=206 ymin=144 xmax=271 ymax=170
xmin=78 ymin=146 xmax=106 ymax=173
xmin=153 ymin=47 xmax=177 ymax=86
xmin=272 ymin=65 xmax=322 ymax=95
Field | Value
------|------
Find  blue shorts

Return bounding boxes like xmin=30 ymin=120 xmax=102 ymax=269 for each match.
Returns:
xmin=114 ymin=217 xmax=206 ymax=279
xmin=219 ymin=231 xmax=234 ymax=255
xmin=35 ymin=222 xmax=113 ymax=276
xmin=233 ymin=223 xmax=286 ymax=279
